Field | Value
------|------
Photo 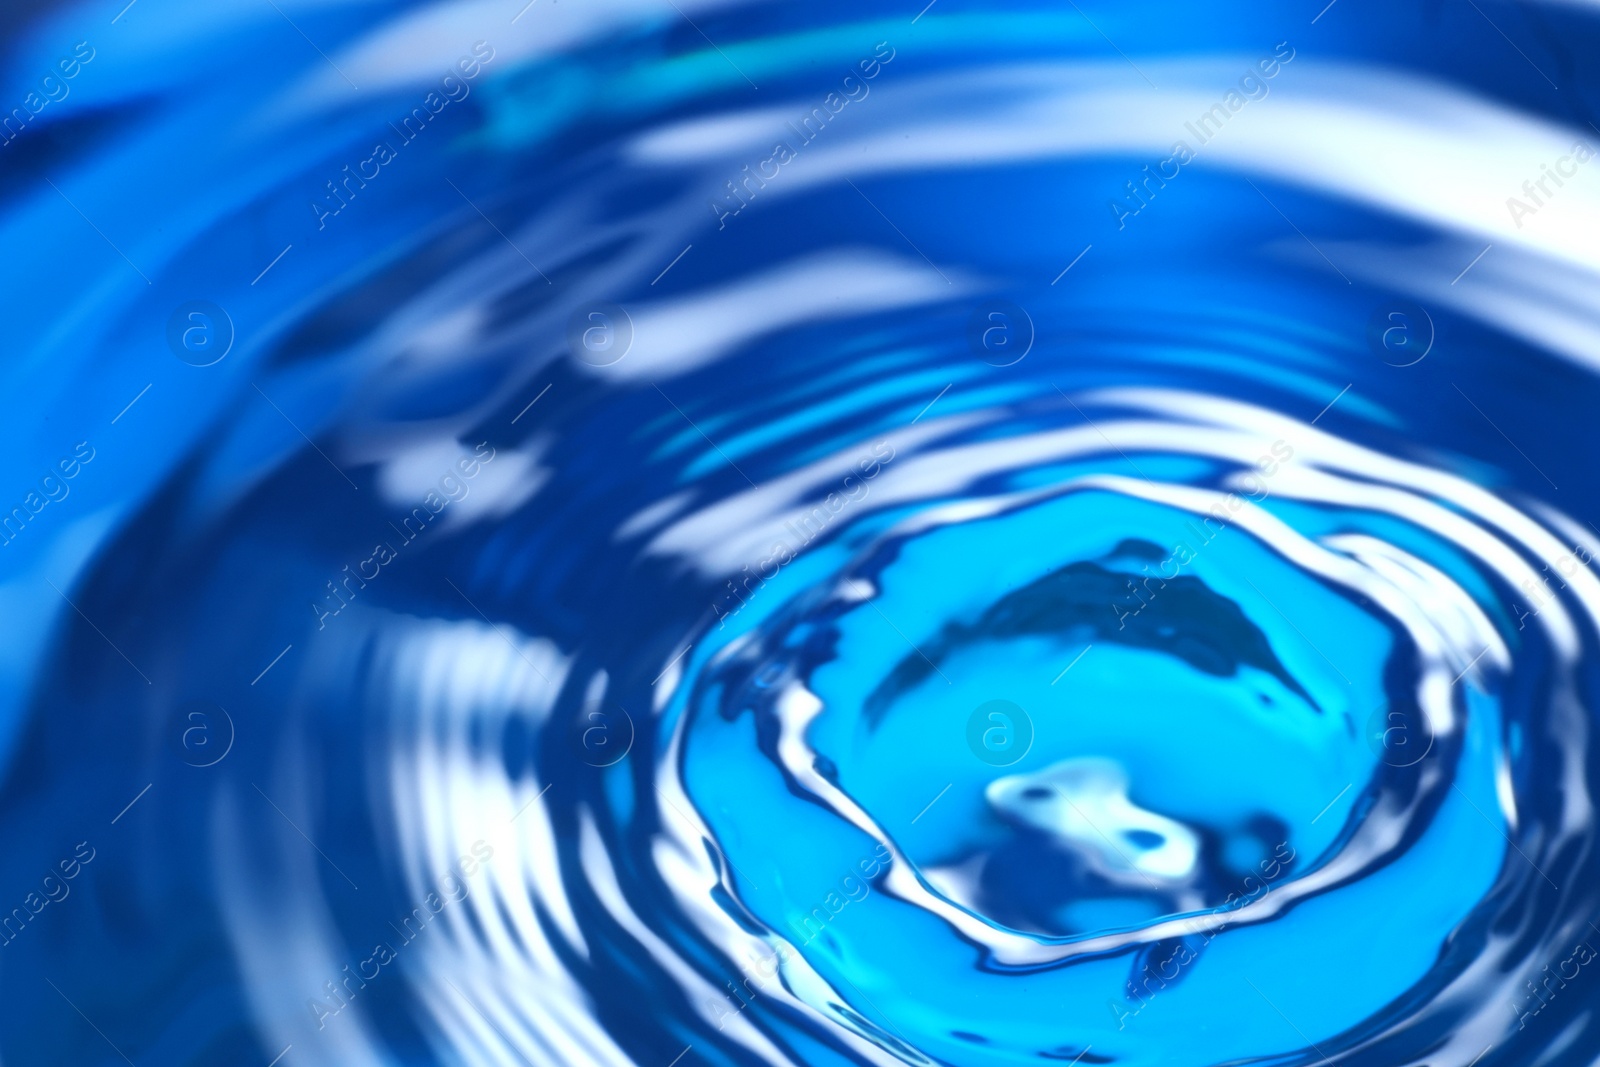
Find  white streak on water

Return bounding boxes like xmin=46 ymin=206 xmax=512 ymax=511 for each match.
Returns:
xmin=586 ymin=250 xmax=976 ymax=381
xmin=632 ymin=61 xmax=1600 ymax=291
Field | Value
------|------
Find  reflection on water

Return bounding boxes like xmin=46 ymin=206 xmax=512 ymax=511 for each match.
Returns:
xmin=2 ymin=1 xmax=1600 ymax=1065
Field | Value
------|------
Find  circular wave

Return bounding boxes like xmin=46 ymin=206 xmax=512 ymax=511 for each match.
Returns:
xmin=4 ymin=2 xmax=1600 ymax=1067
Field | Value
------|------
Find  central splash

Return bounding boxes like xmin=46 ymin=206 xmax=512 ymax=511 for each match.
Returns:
xmin=8 ymin=2 xmax=1600 ymax=1065
xmin=648 ymin=393 xmax=1561 ymax=1066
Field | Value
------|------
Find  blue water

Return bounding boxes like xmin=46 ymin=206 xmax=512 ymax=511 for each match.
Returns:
xmin=4 ymin=0 xmax=1600 ymax=1064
